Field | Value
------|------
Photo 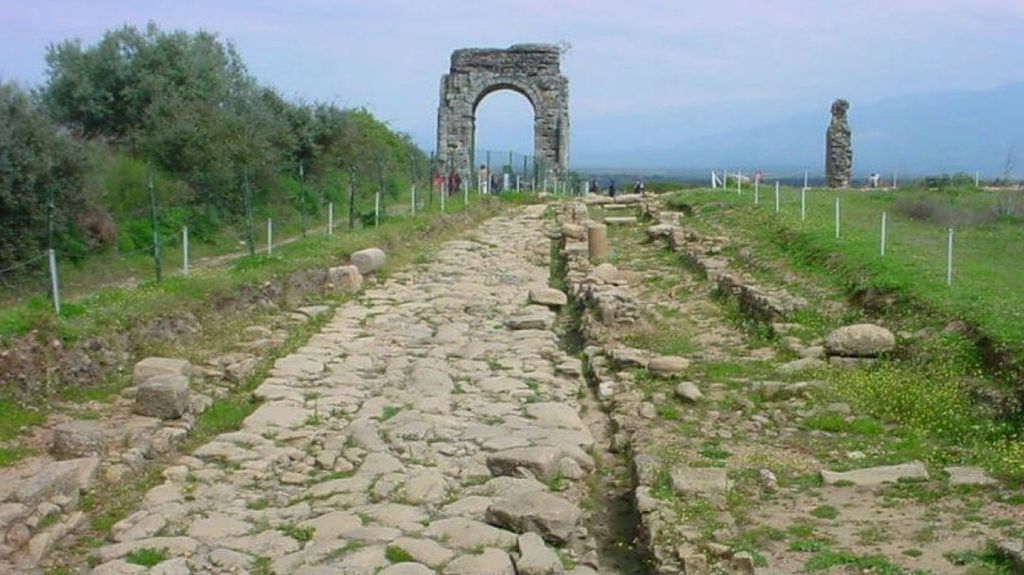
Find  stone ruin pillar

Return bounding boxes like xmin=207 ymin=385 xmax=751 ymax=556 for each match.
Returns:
xmin=825 ymin=99 xmax=852 ymax=188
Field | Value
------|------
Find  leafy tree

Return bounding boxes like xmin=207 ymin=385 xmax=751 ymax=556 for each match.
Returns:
xmin=0 ymin=82 xmax=90 ymax=270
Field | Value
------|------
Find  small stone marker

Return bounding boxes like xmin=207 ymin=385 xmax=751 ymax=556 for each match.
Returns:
xmin=133 ymin=357 xmax=191 ymax=386
xmin=134 ymin=374 xmax=191 ymax=419
xmin=820 ymin=461 xmax=928 ymax=486
xmin=587 ymin=223 xmax=608 ymax=263
xmin=350 ymin=247 xmax=386 ymax=275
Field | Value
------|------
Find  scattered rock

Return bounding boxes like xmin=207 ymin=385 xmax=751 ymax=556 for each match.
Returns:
xmin=134 ymin=374 xmax=191 ymax=419
xmin=588 ymin=263 xmax=624 ymax=284
xmin=351 ymin=247 xmax=387 ymax=275
xmin=824 ymin=324 xmax=896 ymax=357
xmin=673 ymin=381 xmax=703 ymax=403
xmin=51 ymin=420 xmax=109 ymax=459
xmin=132 ymin=357 xmax=191 ymax=386
xmin=996 ymin=540 xmax=1024 ymax=570
xmin=528 ymin=287 xmax=568 ymax=308
xmin=732 ymin=551 xmax=756 ymax=574
xmin=648 ymin=356 xmax=690 ymax=375
xmin=327 ymin=265 xmax=363 ymax=292
xmin=671 ymin=467 xmax=728 ymax=496
xmin=758 ymin=469 xmax=779 ymax=493
xmin=776 ymin=357 xmax=826 ymax=375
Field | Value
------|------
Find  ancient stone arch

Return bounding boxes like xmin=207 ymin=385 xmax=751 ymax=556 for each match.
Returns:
xmin=436 ymin=44 xmax=569 ymax=181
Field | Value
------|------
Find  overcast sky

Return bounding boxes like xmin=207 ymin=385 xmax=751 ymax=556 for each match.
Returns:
xmin=2 ymin=0 xmax=1022 ymax=160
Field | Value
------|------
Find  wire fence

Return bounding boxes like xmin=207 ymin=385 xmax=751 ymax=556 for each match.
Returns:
xmin=698 ymin=176 xmax=1024 ymax=341
xmin=0 ymin=165 xmax=499 ymax=316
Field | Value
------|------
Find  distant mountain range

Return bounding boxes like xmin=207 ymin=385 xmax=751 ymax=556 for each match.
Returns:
xmin=573 ymin=82 xmax=1024 ymax=177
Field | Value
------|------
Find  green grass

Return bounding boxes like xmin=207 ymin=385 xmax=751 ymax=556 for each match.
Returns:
xmin=281 ymin=523 xmax=315 ymax=542
xmin=0 ymin=195 xmax=502 ymax=342
xmin=0 ymin=396 xmax=48 ymax=441
xmin=810 ymin=505 xmax=839 ymax=520
xmin=804 ymin=547 xmax=929 ymax=574
xmin=124 ymin=547 xmax=168 ymax=567
xmin=668 ymin=187 xmax=1024 ymax=355
xmin=385 ymin=545 xmax=415 ymax=563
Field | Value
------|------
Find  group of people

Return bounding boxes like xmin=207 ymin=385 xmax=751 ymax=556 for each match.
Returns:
xmin=431 ymin=171 xmax=462 ymax=196
xmin=588 ymin=178 xmax=644 ymax=197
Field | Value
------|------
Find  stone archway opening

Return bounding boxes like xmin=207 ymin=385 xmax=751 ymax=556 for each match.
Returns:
xmin=436 ymin=44 xmax=569 ymax=184
xmin=471 ymin=88 xmax=536 ymax=189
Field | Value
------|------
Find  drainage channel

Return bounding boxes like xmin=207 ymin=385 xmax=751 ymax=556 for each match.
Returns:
xmin=552 ymin=235 xmax=652 ymax=575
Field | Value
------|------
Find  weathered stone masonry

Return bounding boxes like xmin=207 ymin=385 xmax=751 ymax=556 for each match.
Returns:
xmin=436 ymin=44 xmax=570 ymax=182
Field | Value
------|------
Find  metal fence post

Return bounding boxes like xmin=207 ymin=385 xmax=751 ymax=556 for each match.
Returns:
xmin=183 ymin=226 xmax=189 ymax=275
xmin=148 ymin=174 xmax=161 ymax=282
xmin=880 ymin=212 xmax=888 ymax=257
xmin=48 ymin=248 xmax=60 ymax=315
xmin=946 ymin=228 xmax=954 ymax=286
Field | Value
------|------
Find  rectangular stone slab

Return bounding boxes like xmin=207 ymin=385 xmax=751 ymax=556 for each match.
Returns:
xmin=821 ymin=461 xmax=928 ymax=486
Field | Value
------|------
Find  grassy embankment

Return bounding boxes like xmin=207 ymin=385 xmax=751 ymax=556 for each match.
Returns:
xmin=666 ymin=186 xmax=1024 ymax=483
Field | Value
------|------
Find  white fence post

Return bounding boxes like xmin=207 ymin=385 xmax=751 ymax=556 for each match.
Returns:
xmin=975 ymin=171 xmax=980 ymax=187
xmin=801 ymin=188 xmax=807 ymax=222
xmin=328 ymin=202 xmax=334 ymax=235
xmin=892 ymin=173 xmax=898 ymax=188
xmin=267 ymin=219 xmax=272 ymax=255
xmin=737 ymin=172 xmax=742 ymax=195
xmin=516 ymin=175 xmax=521 ymax=193
xmin=441 ymin=185 xmax=446 ymax=212
xmin=774 ymin=181 xmax=780 ymax=213
xmin=880 ymin=212 xmax=887 ymax=257
xmin=463 ymin=182 xmax=469 ymax=206
xmin=182 ymin=226 xmax=189 ymax=275
xmin=411 ymin=185 xmax=417 ymax=216
xmin=946 ymin=228 xmax=954 ymax=286
xmin=834 ymin=197 xmax=840 ymax=238
xmin=754 ymin=179 xmax=760 ymax=205
xmin=48 ymin=248 xmax=60 ymax=315
xmin=711 ymin=171 xmax=717 ymax=189
xmin=374 ymin=191 xmax=380 ymax=227
xmin=804 ymin=170 xmax=809 ymax=189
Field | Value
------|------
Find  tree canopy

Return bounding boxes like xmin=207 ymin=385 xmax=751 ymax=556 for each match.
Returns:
xmin=0 ymin=23 xmax=426 ymax=271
